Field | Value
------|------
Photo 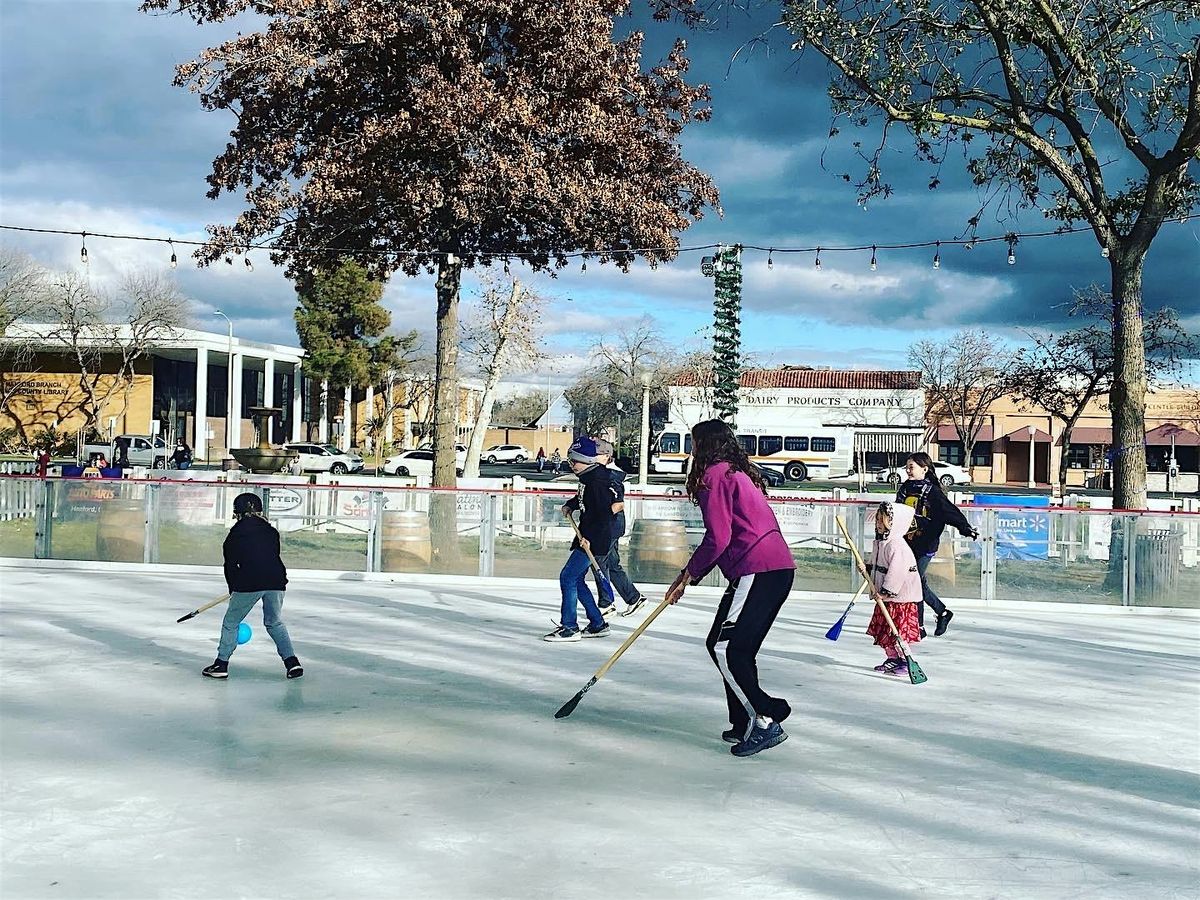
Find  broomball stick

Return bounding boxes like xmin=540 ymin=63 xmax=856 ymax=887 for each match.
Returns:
xmin=176 ymin=594 xmax=230 ymax=623
xmin=565 ymin=513 xmax=615 ymax=601
xmin=834 ymin=516 xmax=928 ymax=685
xmin=825 ymin=577 xmax=870 ymax=641
xmin=554 ymin=596 xmax=673 ymax=719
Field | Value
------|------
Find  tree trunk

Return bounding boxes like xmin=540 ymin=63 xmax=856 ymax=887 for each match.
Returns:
xmin=1109 ymin=250 xmax=1149 ymax=510
xmin=464 ymin=377 xmax=501 ymax=480
xmin=430 ymin=255 xmax=463 ymax=573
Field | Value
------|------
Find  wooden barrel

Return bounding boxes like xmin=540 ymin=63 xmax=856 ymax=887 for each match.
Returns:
xmin=628 ymin=519 xmax=691 ymax=584
xmin=96 ymin=499 xmax=145 ymax=562
xmin=382 ymin=510 xmax=432 ymax=572
xmin=925 ymin=538 xmax=957 ymax=588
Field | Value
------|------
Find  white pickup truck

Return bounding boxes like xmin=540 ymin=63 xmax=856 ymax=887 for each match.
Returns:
xmin=83 ymin=434 xmax=170 ymax=468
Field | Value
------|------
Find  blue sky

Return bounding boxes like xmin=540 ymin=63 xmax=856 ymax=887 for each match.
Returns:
xmin=1 ymin=0 xmax=1197 ymax=396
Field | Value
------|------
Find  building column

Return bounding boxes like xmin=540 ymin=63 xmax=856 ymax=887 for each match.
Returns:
xmin=291 ymin=366 xmax=303 ymax=442
xmin=342 ymin=383 xmax=353 ymax=451
xmin=263 ymin=357 xmax=275 ymax=444
xmin=194 ymin=347 xmax=208 ymax=459
xmin=1027 ymin=427 xmax=1036 ymax=489
xmin=227 ymin=352 xmax=244 ymax=451
xmin=318 ymin=379 xmax=329 ymax=443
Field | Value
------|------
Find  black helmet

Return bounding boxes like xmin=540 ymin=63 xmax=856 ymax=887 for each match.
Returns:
xmin=232 ymin=492 xmax=263 ymax=517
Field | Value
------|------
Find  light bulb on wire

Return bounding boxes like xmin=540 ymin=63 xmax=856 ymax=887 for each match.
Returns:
xmin=1007 ymin=241 xmax=1017 ymax=265
xmin=169 ymin=240 xmax=177 ymax=269
xmin=814 ymin=248 xmax=821 ymax=270
xmin=869 ymin=245 xmax=877 ymax=271
xmin=932 ymin=241 xmax=941 ymax=269
xmin=244 ymin=256 xmax=253 ymax=272
xmin=80 ymin=233 xmax=88 ymax=266
xmin=767 ymin=250 xmax=774 ymax=271
xmin=1101 ymin=246 xmax=1110 ymax=258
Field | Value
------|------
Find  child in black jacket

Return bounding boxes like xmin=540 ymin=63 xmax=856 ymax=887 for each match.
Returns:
xmin=202 ymin=492 xmax=303 ymax=679
xmin=895 ymin=453 xmax=978 ymax=636
xmin=546 ymin=437 xmax=617 ymax=642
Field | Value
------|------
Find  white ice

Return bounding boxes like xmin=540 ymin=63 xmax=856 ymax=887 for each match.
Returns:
xmin=1 ymin=564 xmax=1198 ymax=900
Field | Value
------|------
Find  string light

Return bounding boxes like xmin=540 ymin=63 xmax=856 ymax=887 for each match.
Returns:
xmin=814 ymin=247 xmax=821 ymax=269
xmin=580 ymin=260 xmax=587 ymax=272
xmin=80 ymin=232 xmax=88 ymax=266
xmin=169 ymin=240 xmax=177 ymax=269
xmin=869 ymin=245 xmax=877 ymax=271
xmin=1007 ymin=238 xmax=1017 ymax=265
xmin=244 ymin=256 xmax=253 ymax=272
xmin=932 ymin=241 xmax=941 ymax=269
xmin=767 ymin=249 xmax=774 ymax=270
xmin=3 ymin=217 xmax=1197 ymax=270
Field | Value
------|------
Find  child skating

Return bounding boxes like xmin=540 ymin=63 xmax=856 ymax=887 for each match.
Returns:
xmin=593 ymin=438 xmax=648 ymax=618
xmin=664 ymin=420 xmax=795 ymax=757
xmin=202 ymin=492 xmax=303 ymax=679
xmin=546 ymin=437 xmax=617 ymax=642
xmin=866 ymin=501 xmax=923 ymax=676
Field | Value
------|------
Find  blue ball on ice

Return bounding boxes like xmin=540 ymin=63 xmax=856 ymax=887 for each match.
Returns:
xmin=237 ymin=622 xmax=252 ymax=645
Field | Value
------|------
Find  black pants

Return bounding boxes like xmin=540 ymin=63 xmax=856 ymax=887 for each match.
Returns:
xmin=915 ymin=553 xmax=948 ymax=628
xmin=598 ymin=541 xmax=640 ymax=605
xmin=705 ymin=569 xmax=794 ymax=739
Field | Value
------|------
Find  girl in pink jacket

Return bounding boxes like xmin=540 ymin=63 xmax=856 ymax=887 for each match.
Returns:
xmin=666 ymin=420 xmax=795 ymax=758
xmin=867 ymin=502 xmax=923 ymax=676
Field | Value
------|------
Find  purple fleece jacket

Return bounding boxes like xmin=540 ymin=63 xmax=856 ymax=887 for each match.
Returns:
xmin=684 ymin=462 xmax=795 ymax=582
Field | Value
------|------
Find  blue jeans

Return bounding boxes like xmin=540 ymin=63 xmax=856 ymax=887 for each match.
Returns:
xmin=217 ymin=590 xmax=296 ymax=661
xmin=559 ymin=549 xmax=605 ymax=631
xmin=915 ymin=553 xmax=947 ymax=627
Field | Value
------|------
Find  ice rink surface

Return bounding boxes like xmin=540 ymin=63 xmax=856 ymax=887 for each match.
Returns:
xmin=1 ymin=565 xmax=1198 ymax=900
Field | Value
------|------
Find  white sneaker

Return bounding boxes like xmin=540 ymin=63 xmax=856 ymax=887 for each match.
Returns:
xmin=544 ymin=625 xmax=582 ymax=642
xmin=620 ymin=597 xmax=648 ymax=616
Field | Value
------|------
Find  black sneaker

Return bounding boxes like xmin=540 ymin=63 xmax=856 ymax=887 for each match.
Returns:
xmin=722 ymin=727 xmax=744 ymax=744
xmin=919 ymin=627 xmax=927 ymax=639
xmin=544 ymin=625 xmax=582 ymax=642
xmin=582 ymin=622 xmax=611 ymax=638
xmin=202 ymin=659 xmax=228 ymax=679
xmin=731 ymin=721 xmax=788 ymax=757
xmin=283 ymin=656 xmax=304 ymax=679
xmin=621 ymin=596 xmax=648 ymax=617
xmin=934 ymin=609 xmax=954 ymax=637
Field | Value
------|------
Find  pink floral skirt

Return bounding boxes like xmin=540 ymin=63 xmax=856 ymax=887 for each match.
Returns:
xmin=866 ymin=600 xmax=921 ymax=649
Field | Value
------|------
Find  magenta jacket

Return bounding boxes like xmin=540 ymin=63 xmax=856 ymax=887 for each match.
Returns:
xmin=684 ymin=462 xmax=795 ymax=582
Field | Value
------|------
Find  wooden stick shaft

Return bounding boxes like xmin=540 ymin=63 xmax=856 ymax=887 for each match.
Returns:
xmin=593 ymin=596 xmax=673 ymax=682
xmin=566 ymin=513 xmax=606 ymax=576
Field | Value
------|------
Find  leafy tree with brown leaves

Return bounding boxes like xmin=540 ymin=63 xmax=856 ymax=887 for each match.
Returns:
xmin=142 ymin=0 xmax=720 ymax=497
xmin=771 ymin=0 xmax=1200 ymax=511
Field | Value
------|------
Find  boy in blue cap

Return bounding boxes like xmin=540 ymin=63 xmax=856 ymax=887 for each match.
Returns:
xmin=546 ymin=436 xmax=616 ymax=642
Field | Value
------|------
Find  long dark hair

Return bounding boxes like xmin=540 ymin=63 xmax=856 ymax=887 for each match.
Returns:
xmin=905 ymin=451 xmax=937 ymax=481
xmin=686 ymin=419 xmax=767 ymax=502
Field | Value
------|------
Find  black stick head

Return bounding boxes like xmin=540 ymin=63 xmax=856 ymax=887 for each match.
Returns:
xmin=554 ymin=676 xmax=597 ymax=718
xmin=176 ymin=612 xmax=197 ymax=623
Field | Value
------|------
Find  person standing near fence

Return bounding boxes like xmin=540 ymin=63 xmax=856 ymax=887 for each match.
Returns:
xmin=664 ymin=419 xmax=795 ymax=758
xmin=896 ymin=452 xmax=978 ymax=637
xmin=202 ymin=492 xmax=304 ymax=679
xmin=593 ymin=438 xmax=648 ymax=618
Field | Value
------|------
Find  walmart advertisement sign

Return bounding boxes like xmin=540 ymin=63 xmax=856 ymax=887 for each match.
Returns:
xmin=974 ymin=495 xmax=1051 ymax=560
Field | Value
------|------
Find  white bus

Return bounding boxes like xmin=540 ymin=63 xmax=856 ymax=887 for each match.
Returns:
xmin=653 ymin=369 xmax=927 ymax=481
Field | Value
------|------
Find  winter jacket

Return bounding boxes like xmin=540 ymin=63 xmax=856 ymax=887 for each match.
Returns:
xmin=685 ymin=461 xmax=795 ymax=583
xmin=606 ymin=463 xmax=628 ymax=541
xmin=563 ymin=464 xmax=616 ymax=553
xmin=870 ymin=503 xmax=922 ymax=604
xmin=223 ymin=515 xmax=288 ymax=593
xmin=895 ymin=476 xmax=975 ymax=558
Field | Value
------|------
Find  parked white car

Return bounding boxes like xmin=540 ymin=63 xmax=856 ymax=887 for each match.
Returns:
xmin=383 ymin=449 xmax=465 ymax=478
xmin=877 ymin=460 xmax=970 ymax=489
xmin=282 ymin=442 xmax=364 ymax=474
xmin=480 ymin=444 xmax=529 ymax=464
xmin=416 ymin=443 xmax=469 ymax=472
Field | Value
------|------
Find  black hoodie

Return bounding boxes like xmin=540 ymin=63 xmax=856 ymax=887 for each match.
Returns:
xmin=563 ymin=464 xmax=616 ymax=552
xmin=223 ymin=515 xmax=289 ymax=593
xmin=895 ymin=476 xmax=975 ymax=558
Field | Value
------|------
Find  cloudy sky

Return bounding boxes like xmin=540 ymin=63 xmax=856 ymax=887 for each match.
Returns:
xmin=2 ymin=0 xmax=1198 ymax=399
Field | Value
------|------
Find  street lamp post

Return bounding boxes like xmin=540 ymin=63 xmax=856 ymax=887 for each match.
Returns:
xmin=213 ymin=310 xmax=233 ymax=458
xmin=638 ymin=373 xmax=652 ymax=488
xmin=615 ymin=401 xmax=623 ymax=459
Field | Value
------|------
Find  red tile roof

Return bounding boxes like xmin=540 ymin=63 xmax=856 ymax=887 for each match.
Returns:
xmin=672 ymin=368 xmax=922 ymax=390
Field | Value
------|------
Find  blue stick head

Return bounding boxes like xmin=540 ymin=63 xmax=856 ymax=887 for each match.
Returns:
xmin=237 ymin=622 xmax=252 ymax=645
xmin=824 ymin=618 xmax=845 ymax=641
